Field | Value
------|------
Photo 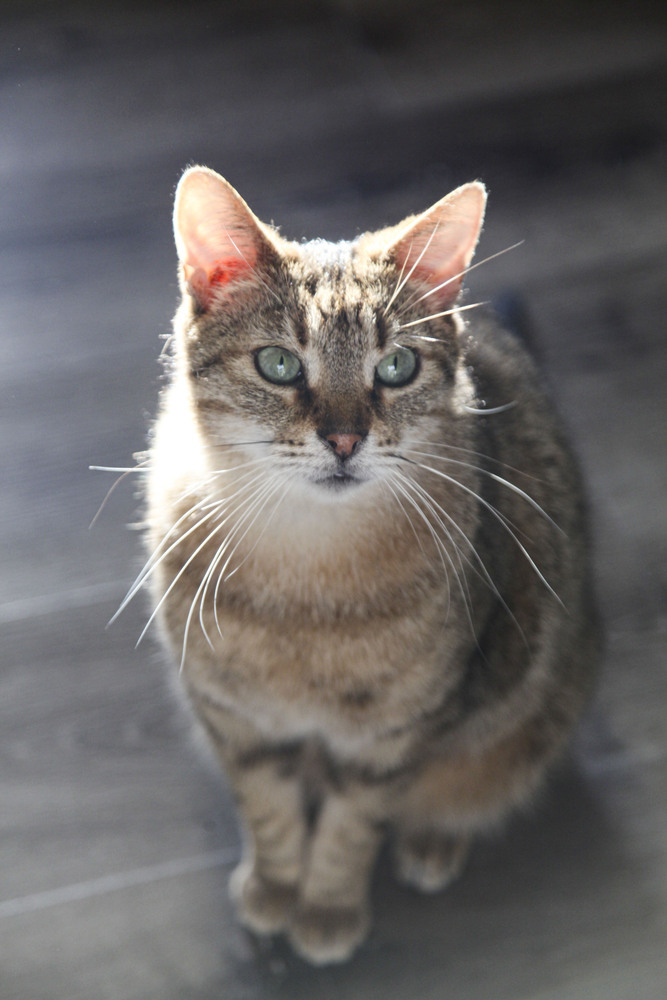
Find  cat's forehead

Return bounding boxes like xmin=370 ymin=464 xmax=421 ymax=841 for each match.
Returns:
xmin=290 ymin=237 xmax=387 ymax=312
xmin=298 ymin=238 xmax=355 ymax=271
xmin=285 ymin=237 xmax=388 ymax=358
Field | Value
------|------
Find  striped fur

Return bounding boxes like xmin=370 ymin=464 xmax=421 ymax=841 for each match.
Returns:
xmin=142 ymin=167 xmax=598 ymax=964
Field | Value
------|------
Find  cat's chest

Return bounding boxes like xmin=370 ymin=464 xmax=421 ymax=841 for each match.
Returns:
xmin=171 ymin=591 xmax=467 ymax=750
xmin=152 ymin=486 xmax=471 ymax=743
xmin=154 ymin=476 xmax=444 ymax=615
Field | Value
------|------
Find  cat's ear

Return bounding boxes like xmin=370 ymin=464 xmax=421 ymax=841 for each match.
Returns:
xmin=384 ymin=182 xmax=487 ymax=308
xmin=173 ymin=166 xmax=277 ymax=310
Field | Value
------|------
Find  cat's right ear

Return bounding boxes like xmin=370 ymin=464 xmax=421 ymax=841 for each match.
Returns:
xmin=364 ymin=182 xmax=487 ymax=309
xmin=173 ymin=166 xmax=277 ymax=311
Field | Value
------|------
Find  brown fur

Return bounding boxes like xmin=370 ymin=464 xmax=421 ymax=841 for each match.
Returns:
xmin=141 ymin=166 xmax=598 ymax=964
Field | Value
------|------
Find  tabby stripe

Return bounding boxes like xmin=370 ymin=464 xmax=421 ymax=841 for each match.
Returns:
xmin=329 ymin=756 xmax=422 ymax=788
xmin=375 ymin=311 xmax=388 ymax=350
xmin=234 ymin=742 xmax=302 ymax=771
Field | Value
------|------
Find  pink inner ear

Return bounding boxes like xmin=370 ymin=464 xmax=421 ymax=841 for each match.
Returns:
xmin=174 ymin=167 xmax=267 ymax=309
xmin=185 ymin=255 xmax=254 ymax=309
xmin=389 ymin=183 xmax=487 ymax=309
xmin=393 ymin=240 xmax=469 ymax=309
xmin=208 ymin=257 xmax=252 ymax=288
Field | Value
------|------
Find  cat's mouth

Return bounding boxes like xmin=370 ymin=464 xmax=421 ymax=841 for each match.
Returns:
xmin=316 ymin=471 xmax=361 ymax=491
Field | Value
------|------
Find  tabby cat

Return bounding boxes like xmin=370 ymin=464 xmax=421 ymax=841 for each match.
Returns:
xmin=137 ymin=166 xmax=597 ymax=964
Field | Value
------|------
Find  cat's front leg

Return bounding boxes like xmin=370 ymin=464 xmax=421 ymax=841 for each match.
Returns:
xmin=289 ymin=782 xmax=388 ymax=965
xmin=225 ymin=745 xmax=307 ymax=936
xmin=196 ymin=702 xmax=306 ymax=935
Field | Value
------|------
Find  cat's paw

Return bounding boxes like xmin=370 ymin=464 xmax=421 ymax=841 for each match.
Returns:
xmin=229 ymin=861 xmax=297 ymax=935
xmin=393 ymin=830 xmax=470 ymax=893
xmin=288 ymin=902 xmax=371 ymax=965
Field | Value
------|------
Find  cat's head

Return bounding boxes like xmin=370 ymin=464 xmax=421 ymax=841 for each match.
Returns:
xmin=171 ymin=166 xmax=486 ymax=496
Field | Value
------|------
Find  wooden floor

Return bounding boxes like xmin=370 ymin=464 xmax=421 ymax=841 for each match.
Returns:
xmin=1 ymin=1 xmax=665 ymax=996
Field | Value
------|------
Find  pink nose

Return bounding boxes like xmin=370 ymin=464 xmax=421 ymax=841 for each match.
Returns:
xmin=325 ymin=433 xmax=364 ymax=458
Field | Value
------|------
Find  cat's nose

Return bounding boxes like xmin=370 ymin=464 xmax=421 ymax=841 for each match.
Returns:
xmin=324 ymin=432 xmax=365 ymax=459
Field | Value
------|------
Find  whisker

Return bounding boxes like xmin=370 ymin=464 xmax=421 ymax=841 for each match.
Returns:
xmin=110 ymin=501 xmax=222 ymax=627
xmin=117 ymin=483 xmax=246 ymax=614
xmin=192 ymin=474 xmax=290 ymax=654
xmin=381 ymin=477 xmax=428 ymax=560
xmin=395 ymin=471 xmax=486 ymax=586
xmin=111 ymin=467 xmax=270 ymax=624
xmin=382 ymin=240 xmax=411 ymax=316
xmin=89 ymin=465 xmax=150 ymax=473
xmin=394 ymin=470 xmax=525 ymax=643
xmin=396 ymin=241 xmax=524 ymax=316
xmin=388 ymin=475 xmax=454 ymax=617
xmin=398 ymin=300 xmax=488 ymax=333
xmin=389 ymin=469 xmax=494 ymax=636
xmin=225 ymin=231 xmax=281 ymax=305
xmin=217 ymin=477 xmax=292 ymax=587
xmin=382 ymin=223 xmax=442 ymax=316
xmin=205 ymin=452 xmax=277 ymax=479
xmin=173 ymin=453 xmax=276 ymax=506
xmin=210 ymin=439 xmax=275 ymax=449
xmin=463 ymin=401 xmax=517 ymax=415
xmin=401 ymin=448 xmax=564 ymax=535
xmin=193 ymin=474 xmax=288 ymax=650
xmin=404 ymin=439 xmax=548 ymax=484
xmin=394 ymin=454 xmax=564 ymax=608
xmin=136 ymin=507 xmax=232 ymax=648
xmin=206 ymin=476 xmax=292 ymax=649
xmin=135 ymin=474 xmax=274 ymax=651
xmin=88 ymin=459 xmax=151 ymax=529
xmin=395 ymin=470 xmax=486 ymax=611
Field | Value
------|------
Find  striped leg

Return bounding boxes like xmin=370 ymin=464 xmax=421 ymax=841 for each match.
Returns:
xmin=289 ymin=784 xmax=387 ymax=965
xmin=227 ymin=750 xmax=306 ymax=935
xmin=194 ymin=699 xmax=307 ymax=935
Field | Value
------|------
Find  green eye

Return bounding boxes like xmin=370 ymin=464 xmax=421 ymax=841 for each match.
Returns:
xmin=376 ymin=347 xmax=417 ymax=387
xmin=256 ymin=346 xmax=302 ymax=385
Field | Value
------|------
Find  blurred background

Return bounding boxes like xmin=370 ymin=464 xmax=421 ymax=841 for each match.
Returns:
xmin=0 ymin=1 xmax=665 ymax=997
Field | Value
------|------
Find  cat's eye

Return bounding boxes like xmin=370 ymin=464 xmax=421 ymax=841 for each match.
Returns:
xmin=255 ymin=346 xmax=302 ymax=385
xmin=375 ymin=347 xmax=417 ymax=387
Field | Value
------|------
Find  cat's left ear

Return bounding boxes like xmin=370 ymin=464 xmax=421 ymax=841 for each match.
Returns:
xmin=173 ymin=166 xmax=279 ymax=310
xmin=384 ymin=182 xmax=487 ymax=308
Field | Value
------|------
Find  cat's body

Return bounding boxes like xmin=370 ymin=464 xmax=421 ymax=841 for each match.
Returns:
xmin=142 ymin=167 xmax=597 ymax=964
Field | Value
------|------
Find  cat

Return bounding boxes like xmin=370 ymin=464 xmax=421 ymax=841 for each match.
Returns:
xmin=136 ymin=165 xmax=598 ymax=965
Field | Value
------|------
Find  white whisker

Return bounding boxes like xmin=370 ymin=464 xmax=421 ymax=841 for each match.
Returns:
xmin=381 ymin=477 xmax=429 ymax=560
xmin=383 ymin=240 xmax=411 ymax=316
xmin=402 ymin=447 xmax=564 ymax=535
xmin=404 ymin=438 xmax=548 ymax=484
xmin=89 ymin=465 xmax=150 ymax=473
xmin=109 ymin=501 xmax=220 ymax=626
xmin=396 ymin=455 xmax=564 ymax=608
xmin=382 ymin=222 xmax=442 ymax=316
xmin=225 ymin=231 xmax=282 ymax=305
xmin=208 ymin=476 xmax=292 ymax=647
xmin=89 ymin=459 xmax=151 ymax=529
xmin=173 ymin=453 xmax=276 ymax=507
xmin=463 ymin=401 xmax=517 ymax=415
xmin=396 ymin=241 xmax=524 ymax=315
xmin=399 ymin=300 xmax=488 ymax=332
xmin=388 ymin=475 xmax=454 ymax=616
xmin=210 ymin=439 xmax=275 ymax=450
xmin=136 ymin=508 xmax=231 ymax=648
xmin=111 ymin=466 xmax=271 ymax=627
xmin=394 ymin=470 xmax=525 ymax=643
xmin=394 ymin=470 xmax=486 ymax=627
xmin=193 ymin=474 xmax=289 ymax=652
